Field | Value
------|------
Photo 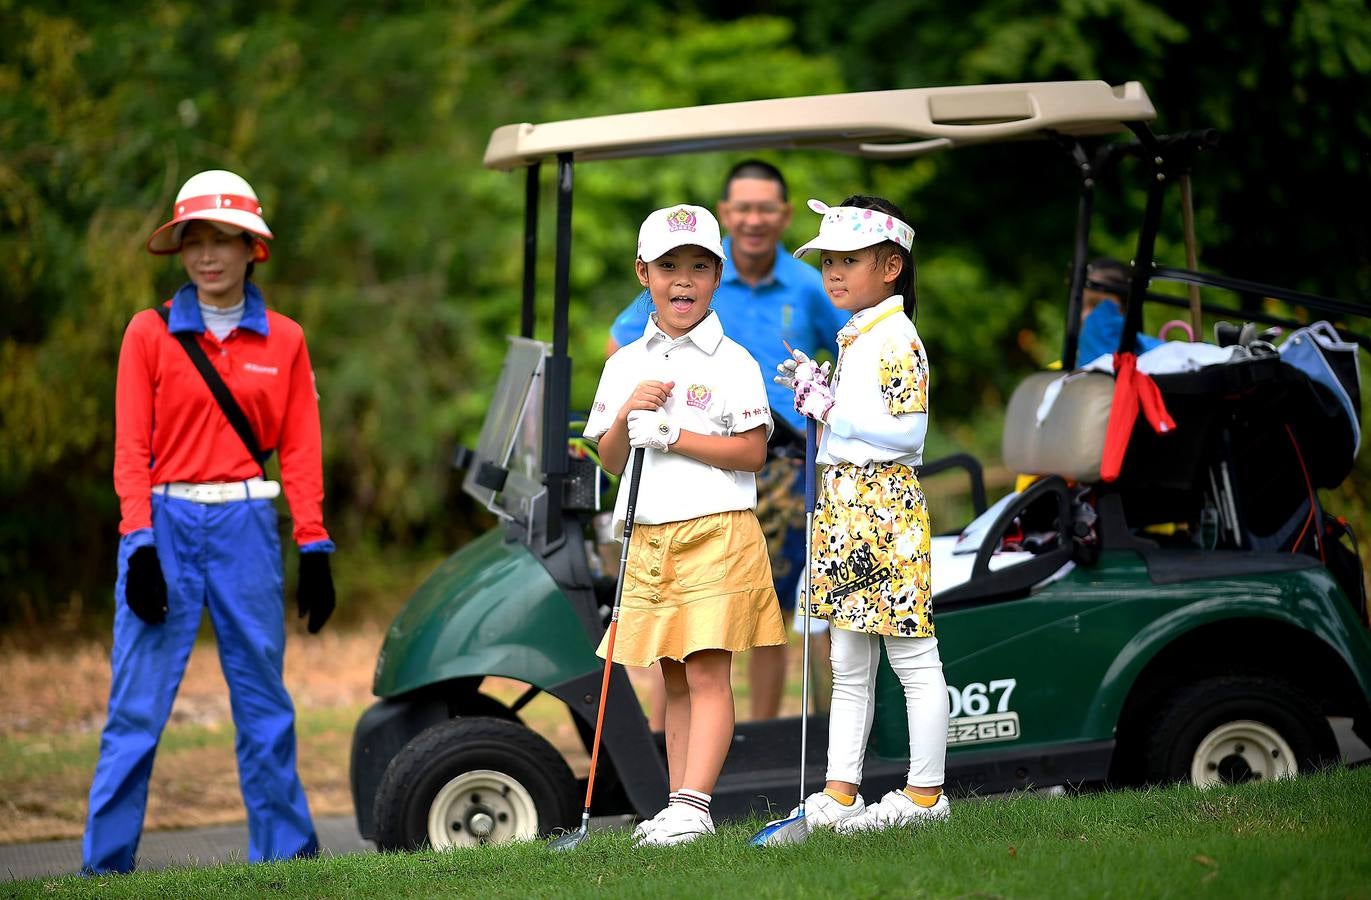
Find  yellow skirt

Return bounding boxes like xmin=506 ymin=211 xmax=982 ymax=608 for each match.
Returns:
xmin=597 ymin=509 xmax=786 ymax=667
xmin=810 ymin=461 xmax=934 ymax=638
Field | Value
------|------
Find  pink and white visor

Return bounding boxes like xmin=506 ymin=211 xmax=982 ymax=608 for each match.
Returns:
xmin=792 ymin=199 xmax=915 ymax=258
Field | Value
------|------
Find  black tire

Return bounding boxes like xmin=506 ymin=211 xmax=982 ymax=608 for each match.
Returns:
xmin=372 ymin=716 xmax=578 ymax=850
xmin=1144 ymin=675 xmax=1338 ymax=786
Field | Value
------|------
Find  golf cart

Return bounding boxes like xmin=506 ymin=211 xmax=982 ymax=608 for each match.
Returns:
xmin=349 ymin=81 xmax=1371 ymax=850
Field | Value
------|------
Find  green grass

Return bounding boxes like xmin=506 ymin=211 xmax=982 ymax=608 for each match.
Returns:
xmin=11 ymin=766 xmax=1371 ymax=899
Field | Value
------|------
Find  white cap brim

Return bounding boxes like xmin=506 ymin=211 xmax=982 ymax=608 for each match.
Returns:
xmin=639 ymin=234 xmax=726 ymax=262
xmin=793 ymin=198 xmax=915 ymax=258
xmin=793 ymin=231 xmax=892 ymax=258
xmin=147 ymin=209 xmax=273 ymax=254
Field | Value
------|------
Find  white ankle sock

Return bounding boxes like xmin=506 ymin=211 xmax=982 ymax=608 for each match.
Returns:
xmin=672 ymin=788 xmax=711 ymax=816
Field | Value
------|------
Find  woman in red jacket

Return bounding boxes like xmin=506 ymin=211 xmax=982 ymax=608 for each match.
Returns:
xmin=82 ymin=169 xmax=335 ymax=875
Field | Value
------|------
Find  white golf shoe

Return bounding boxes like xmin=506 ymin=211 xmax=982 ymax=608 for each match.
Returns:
xmin=631 ymin=806 xmax=672 ymax=845
xmin=635 ymin=803 xmax=715 ymax=847
xmin=789 ymin=790 xmax=867 ymax=829
xmin=836 ymin=789 xmax=950 ymax=834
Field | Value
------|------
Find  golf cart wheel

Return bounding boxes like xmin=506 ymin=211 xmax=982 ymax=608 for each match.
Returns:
xmin=372 ymin=716 xmax=577 ymax=850
xmin=1144 ymin=676 xmax=1337 ymax=787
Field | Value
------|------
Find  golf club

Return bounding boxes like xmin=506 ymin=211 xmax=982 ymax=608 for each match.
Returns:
xmin=549 ymin=446 xmax=646 ymax=852
xmin=750 ymin=417 xmax=818 ymax=847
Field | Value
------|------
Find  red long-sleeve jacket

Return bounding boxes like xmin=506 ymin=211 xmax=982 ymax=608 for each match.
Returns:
xmin=114 ymin=288 xmax=330 ymax=546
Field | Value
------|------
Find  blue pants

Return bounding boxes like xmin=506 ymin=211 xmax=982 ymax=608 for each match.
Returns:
xmin=82 ymin=494 xmax=317 ymax=874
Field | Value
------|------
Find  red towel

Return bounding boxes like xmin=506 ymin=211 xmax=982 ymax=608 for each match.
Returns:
xmin=1101 ymin=352 xmax=1177 ymax=482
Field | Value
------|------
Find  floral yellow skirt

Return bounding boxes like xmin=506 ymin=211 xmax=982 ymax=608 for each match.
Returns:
xmin=598 ymin=509 xmax=786 ymax=667
xmin=809 ymin=461 xmax=934 ymax=637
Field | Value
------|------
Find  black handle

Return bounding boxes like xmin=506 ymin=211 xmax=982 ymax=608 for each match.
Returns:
xmin=619 ymin=448 xmax=646 ymax=541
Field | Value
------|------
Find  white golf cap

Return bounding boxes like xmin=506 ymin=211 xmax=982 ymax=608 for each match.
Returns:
xmin=147 ymin=169 xmax=274 ymax=259
xmin=637 ymin=204 xmax=725 ymax=262
xmin=792 ymin=199 xmax=915 ymax=258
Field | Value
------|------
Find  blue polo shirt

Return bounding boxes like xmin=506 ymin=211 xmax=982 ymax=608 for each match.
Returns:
xmin=610 ymin=238 xmax=847 ymax=432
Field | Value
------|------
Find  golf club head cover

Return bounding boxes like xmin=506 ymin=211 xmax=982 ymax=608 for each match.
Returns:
xmin=627 ymin=408 xmax=680 ymax=452
xmin=125 ymin=545 xmax=168 ymax=625
xmin=297 ymin=551 xmax=336 ymax=634
xmin=795 ymin=378 xmax=835 ymax=423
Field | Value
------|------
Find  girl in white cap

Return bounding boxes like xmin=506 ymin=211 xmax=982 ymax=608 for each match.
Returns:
xmin=776 ymin=194 xmax=950 ymax=833
xmin=583 ymin=204 xmax=787 ymax=846
xmin=82 ymin=169 xmax=334 ymax=874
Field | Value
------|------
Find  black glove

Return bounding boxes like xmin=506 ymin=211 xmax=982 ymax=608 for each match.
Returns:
xmin=126 ymin=545 xmax=168 ymax=625
xmin=296 ymin=552 xmax=336 ymax=634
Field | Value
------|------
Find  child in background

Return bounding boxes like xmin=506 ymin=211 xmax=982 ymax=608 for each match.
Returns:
xmin=584 ymin=204 xmax=786 ymax=846
xmin=776 ymin=195 xmax=950 ymax=832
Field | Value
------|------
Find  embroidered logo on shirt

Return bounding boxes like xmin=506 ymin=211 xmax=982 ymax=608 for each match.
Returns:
xmin=666 ymin=208 xmax=697 ymax=233
xmin=685 ymin=384 xmax=711 ymax=409
xmin=243 ymin=362 xmax=279 ymax=375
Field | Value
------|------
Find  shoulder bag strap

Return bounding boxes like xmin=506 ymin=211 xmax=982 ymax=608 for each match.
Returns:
xmin=156 ymin=306 xmax=271 ymax=474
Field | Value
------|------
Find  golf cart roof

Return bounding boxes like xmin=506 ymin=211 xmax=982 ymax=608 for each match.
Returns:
xmin=484 ymin=80 xmax=1155 ymax=169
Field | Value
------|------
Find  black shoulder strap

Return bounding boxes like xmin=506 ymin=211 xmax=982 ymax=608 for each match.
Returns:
xmin=156 ymin=306 xmax=272 ymax=473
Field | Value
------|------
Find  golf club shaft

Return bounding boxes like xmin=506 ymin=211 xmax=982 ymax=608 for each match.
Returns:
xmin=797 ymin=418 xmax=817 ymax=809
xmin=580 ymin=447 xmax=646 ymax=816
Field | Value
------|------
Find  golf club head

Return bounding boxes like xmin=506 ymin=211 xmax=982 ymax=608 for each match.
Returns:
xmin=748 ymin=811 xmax=809 ymax=847
xmin=547 ymin=824 xmax=589 ymax=852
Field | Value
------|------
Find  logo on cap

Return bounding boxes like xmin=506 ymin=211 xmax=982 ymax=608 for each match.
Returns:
xmin=666 ymin=208 xmax=697 ymax=233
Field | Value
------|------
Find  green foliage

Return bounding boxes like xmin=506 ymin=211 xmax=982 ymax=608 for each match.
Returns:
xmin=4 ymin=1 xmax=1369 ymax=625
xmin=0 ymin=2 xmax=849 ymax=624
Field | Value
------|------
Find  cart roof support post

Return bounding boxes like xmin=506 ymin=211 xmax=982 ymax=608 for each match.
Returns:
xmin=521 ymin=163 xmax=540 ymax=340
xmin=541 ymin=153 xmax=574 ymax=549
xmin=1051 ymin=133 xmax=1096 ymax=371
xmin=1121 ymin=122 xmax=1165 ymax=353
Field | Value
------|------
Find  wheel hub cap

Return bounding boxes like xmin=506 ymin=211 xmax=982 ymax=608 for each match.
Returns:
xmin=426 ymin=769 xmax=539 ymax=848
xmin=1190 ymin=719 xmax=1298 ymax=787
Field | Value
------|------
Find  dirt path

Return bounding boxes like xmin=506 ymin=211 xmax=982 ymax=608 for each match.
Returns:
xmin=0 ymin=622 xmax=385 ymax=738
xmin=0 ymin=621 xmax=807 ymax=845
xmin=0 ymin=622 xmax=386 ymax=844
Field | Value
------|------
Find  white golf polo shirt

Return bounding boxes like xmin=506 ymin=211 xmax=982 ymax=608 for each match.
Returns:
xmin=586 ymin=311 xmax=774 ymax=532
xmin=819 ymin=295 xmax=930 ymax=468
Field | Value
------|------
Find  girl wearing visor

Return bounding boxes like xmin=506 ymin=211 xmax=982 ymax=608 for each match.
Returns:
xmin=776 ymin=195 xmax=950 ymax=833
xmin=82 ymin=170 xmax=334 ymax=875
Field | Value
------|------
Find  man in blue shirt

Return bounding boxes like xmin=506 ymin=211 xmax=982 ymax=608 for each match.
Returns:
xmin=607 ymin=160 xmax=847 ymax=719
xmin=1076 ymin=256 xmax=1161 ymax=364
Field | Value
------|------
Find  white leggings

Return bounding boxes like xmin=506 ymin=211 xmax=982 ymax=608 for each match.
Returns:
xmin=826 ymin=628 xmax=949 ymax=788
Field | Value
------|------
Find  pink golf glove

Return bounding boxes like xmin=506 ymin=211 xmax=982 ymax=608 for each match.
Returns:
xmin=627 ymin=409 xmax=680 ymax=452
xmin=774 ymin=348 xmax=832 ymax=392
xmin=795 ymin=378 xmax=835 ymax=423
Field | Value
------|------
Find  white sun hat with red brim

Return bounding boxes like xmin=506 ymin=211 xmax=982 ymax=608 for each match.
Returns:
xmin=146 ymin=169 xmax=274 ymax=261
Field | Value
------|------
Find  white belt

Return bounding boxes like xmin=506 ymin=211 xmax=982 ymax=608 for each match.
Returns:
xmin=153 ymin=478 xmax=281 ymax=504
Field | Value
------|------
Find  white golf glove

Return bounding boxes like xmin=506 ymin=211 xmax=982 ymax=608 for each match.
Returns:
xmin=774 ymin=348 xmax=832 ymax=392
xmin=627 ymin=409 xmax=680 ymax=452
xmin=795 ymin=378 xmax=835 ymax=423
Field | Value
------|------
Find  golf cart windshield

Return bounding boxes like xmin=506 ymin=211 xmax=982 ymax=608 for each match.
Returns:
xmin=462 ymin=336 xmax=550 ymax=523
